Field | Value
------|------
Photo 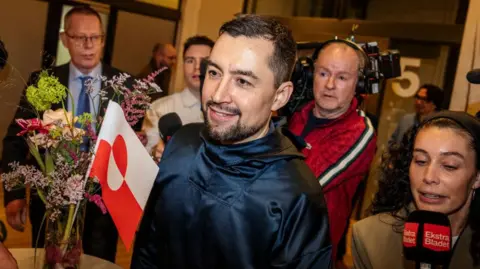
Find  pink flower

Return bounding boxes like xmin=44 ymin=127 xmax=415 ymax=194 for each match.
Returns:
xmin=64 ymin=175 xmax=85 ymax=204
xmin=144 ymin=67 xmax=167 ymax=83
xmin=15 ymin=118 xmax=51 ymax=136
xmin=84 ymin=193 xmax=107 ymax=214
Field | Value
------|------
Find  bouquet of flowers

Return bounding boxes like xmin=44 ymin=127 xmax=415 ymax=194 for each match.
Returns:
xmin=1 ymin=68 xmax=164 ymax=268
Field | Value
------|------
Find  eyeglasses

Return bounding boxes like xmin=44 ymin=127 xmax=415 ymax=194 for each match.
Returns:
xmin=414 ymin=95 xmax=430 ymax=102
xmin=65 ymin=33 xmax=104 ymax=47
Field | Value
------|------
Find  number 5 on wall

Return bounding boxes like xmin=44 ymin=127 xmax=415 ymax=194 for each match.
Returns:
xmin=392 ymin=57 xmax=422 ymax=98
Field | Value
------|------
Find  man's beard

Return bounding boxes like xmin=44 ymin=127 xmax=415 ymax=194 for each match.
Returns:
xmin=203 ymin=100 xmax=266 ymax=144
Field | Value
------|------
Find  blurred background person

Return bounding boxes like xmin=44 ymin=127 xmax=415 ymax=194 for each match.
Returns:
xmin=353 ymin=111 xmax=480 ymax=268
xmin=143 ymin=35 xmax=214 ymax=157
xmin=389 ymin=84 xmax=444 ymax=147
xmin=138 ymin=43 xmax=177 ymax=101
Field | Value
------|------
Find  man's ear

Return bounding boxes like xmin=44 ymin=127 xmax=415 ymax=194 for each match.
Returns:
xmin=271 ymin=81 xmax=293 ymax=111
xmin=473 ymin=172 xmax=480 ymax=189
xmin=60 ymin=32 xmax=68 ymax=48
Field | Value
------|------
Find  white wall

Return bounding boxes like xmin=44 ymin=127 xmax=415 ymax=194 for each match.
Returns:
xmin=170 ymin=0 xmax=244 ymax=93
xmin=0 ymin=0 xmax=48 ymax=154
xmin=111 ymin=10 xmax=176 ymax=76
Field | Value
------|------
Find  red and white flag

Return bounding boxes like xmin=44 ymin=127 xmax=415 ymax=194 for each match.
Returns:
xmin=89 ymin=101 xmax=159 ymax=251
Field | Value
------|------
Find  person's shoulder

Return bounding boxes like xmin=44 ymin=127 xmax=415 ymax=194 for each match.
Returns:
xmin=149 ymin=92 xmax=180 ymax=112
xmin=354 ymin=213 xmax=401 ymax=237
xmin=27 ymin=63 xmax=68 ymax=83
xmin=347 ymin=109 xmax=376 ymax=133
xmin=102 ymin=64 xmax=127 ymax=76
xmin=321 ymin=109 xmax=376 ymax=151
xmin=169 ymin=123 xmax=204 ymax=145
xmin=400 ymin=112 xmax=417 ymax=123
xmin=161 ymin=123 xmax=204 ymax=160
xmin=268 ymin=156 xmax=324 ymax=197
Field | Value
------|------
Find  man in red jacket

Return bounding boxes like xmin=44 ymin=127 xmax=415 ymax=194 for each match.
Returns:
xmin=289 ymin=39 xmax=376 ymax=264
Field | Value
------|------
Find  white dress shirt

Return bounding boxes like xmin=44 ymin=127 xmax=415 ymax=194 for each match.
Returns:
xmin=67 ymin=62 xmax=102 ymax=120
xmin=144 ymin=87 xmax=204 ymax=152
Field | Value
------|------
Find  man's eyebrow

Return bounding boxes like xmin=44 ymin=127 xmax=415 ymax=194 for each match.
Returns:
xmin=229 ymin=69 xmax=259 ymax=80
xmin=205 ymin=59 xmax=222 ymax=72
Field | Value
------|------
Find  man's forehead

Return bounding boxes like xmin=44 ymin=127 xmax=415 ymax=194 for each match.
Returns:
xmin=316 ymin=45 xmax=359 ymax=71
xmin=67 ymin=14 xmax=101 ymax=31
xmin=184 ymin=44 xmax=211 ymax=57
xmin=210 ymin=34 xmax=272 ymax=68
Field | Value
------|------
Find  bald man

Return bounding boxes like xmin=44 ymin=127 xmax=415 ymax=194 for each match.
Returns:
xmin=139 ymin=43 xmax=177 ymax=101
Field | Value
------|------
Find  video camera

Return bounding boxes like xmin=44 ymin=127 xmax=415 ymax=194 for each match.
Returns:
xmin=281 ymin=38 xmax=401 ymax=117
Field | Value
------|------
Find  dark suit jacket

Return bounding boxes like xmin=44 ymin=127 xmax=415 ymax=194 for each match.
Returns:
xmin=2 ymin=63 xmax=126 ymax=206
xmin=352 ymin=212 xmax=479 ymax=269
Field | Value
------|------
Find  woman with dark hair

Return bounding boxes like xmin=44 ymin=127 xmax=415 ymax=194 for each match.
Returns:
xmin=352 ymin=110 xmax=480 ymax=268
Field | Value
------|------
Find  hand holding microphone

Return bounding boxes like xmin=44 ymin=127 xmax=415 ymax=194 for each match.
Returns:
xmin=403 ymin=210 xmax=452 ymax=269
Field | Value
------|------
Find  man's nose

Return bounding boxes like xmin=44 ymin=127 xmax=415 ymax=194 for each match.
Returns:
xmin=212 ymin=77 xmax=232 ymax=103
xmin=326 ymin=76 xmax=335 ymax=89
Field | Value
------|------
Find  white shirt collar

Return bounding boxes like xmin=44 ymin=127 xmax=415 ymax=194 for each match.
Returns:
xmin=180 ymin=87 xmax=201 ymax=108
xmin=69 ymin=62 xmax=102 ymax=80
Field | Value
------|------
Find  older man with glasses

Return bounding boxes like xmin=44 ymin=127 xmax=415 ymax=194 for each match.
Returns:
xmin=1 ymin=5 xmax=129 ymax=263
xmin=388 ymin=84 xmax=444 ymax=147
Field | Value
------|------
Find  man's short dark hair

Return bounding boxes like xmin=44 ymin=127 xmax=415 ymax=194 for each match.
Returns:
xmin=183 ymin=36 xmax=215 ymax=57
xmin=419 ymin=84 xmax=444 ymax=109
xmin=219 ymin=14 xmax=297 ymax=88
xmin=0 ymin=39 xmax=7 ymax=70
xmin=64 ymin=5 xmax=103 ymax=32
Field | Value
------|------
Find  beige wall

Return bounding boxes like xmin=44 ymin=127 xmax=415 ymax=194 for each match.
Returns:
xmin=170 ymin=0 xmax=244 ymax=93
xmin=449 ymin=0 xmax=480 ymax=113
xmin=254 ymin=0 xmax=295 ymax=17
xmin=111 ymin=10 xmax=176 ymax=76
xmin=137 ymin=0 xmax=179 ymax=10
xmin=0 ymin=0 xmax=48 ymax=154
xmin=367 ymin=0 xmax=459 ymax=23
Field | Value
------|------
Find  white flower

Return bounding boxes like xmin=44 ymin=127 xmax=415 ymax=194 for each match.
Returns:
xmin=28 ymin=133 xmax=58 ymax=148
xmin=148 ymin=82 xmax=162 ymax=93
xmin=62 ymin=126 xmax=85 ymax=141
xmin=43 ymin=109 xmax=76 ymax=126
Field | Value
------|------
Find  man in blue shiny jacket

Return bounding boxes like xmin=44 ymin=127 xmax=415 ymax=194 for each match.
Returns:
xmin=131 ymin=14 xmax=332 ymax=269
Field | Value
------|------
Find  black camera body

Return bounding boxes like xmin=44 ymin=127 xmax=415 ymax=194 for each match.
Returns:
xmin=281 ymin=39 xmax=401 ymax=117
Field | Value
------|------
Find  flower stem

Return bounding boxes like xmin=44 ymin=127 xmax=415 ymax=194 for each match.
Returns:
xmin=37 ymin=189 xmax=47 ymax=205
xmin=62 ymin=204 xmax=75 ymax=244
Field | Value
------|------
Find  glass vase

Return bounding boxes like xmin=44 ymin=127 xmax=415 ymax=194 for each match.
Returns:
xmin=41 ymin=203 xmax=86 ymax=269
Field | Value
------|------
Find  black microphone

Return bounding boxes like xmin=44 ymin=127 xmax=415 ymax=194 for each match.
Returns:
xmin=158 ymin=113 xmax=182 ymax=143
xmin=467 ymin=69 xmax=480 ymax=84
xmin=403 ymin=210 xmax=452 ymax=269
